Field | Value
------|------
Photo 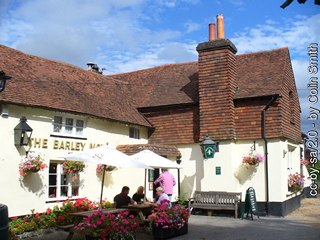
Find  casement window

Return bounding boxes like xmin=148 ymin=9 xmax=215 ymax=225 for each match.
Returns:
xmin=53 ymin=116 xmax=85 ymax=136
xmin=287 ymin=145 xmax=296 ymax=191
xmin=129 ymin=126 xmax=140 ymax=139
xmin=48 ymin=162 xmax=80 ymax=199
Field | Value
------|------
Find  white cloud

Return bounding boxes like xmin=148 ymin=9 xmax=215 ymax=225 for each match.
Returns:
xmin=185 ymin=21 xmax=201 ymax=33
xmin=232 ymin=14 xmax=320 ymax=56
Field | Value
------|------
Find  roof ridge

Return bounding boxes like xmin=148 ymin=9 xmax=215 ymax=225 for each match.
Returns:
xmin=0 ymin=44 xmax=88 ymax=73
xmin=108 ymin=61 xmax=197 ymax=76
xmin=237 ymin=47 xmax=289 ymax=57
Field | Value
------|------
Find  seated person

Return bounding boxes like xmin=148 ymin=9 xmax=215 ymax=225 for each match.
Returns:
xmin=132 ymin=186 xmax=145 ymax=203
xmin=113 ymin=186 xmax=136 ymax=208
xmin=155 ymin=186 xmax=171 ymax=208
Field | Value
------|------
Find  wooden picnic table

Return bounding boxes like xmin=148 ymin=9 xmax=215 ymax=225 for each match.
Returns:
xmin=120 ymin=203 xmax=154 ymax=222
xmin=70 ymin=208 xmax=122 ymax=217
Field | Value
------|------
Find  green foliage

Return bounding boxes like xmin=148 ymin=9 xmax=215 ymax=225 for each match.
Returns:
xmin=281 ymin=0 xmax=320 ymax=9
xmin=175 ymin=192 xmax=189 ymax=207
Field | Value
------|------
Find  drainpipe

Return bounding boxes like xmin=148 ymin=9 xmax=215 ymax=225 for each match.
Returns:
xmin=262 ymin=94 xmax=279 ymax=215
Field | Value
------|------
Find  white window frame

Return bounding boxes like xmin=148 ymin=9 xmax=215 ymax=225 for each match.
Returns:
xmin=287 ymin=145 xmax=296 ymax=192
xmin=129 ymin=126 xmax=140 ymax=139
xmin=52 ymin=115 xmax=86 ymax=137
xmin=48 ymin=161 xmax=81 ymax=200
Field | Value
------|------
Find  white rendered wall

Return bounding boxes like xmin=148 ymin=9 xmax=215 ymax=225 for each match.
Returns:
xmin=0 ymin=104 xmax=148 ymax=217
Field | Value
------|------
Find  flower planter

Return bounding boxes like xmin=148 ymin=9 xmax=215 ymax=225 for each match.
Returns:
xmin=152 ymin=223 xmax=188 ymax=240
xmin=30 ymin=168 xmax=40 ymax=173
xmin=85 ymin=235 xmax=136 ymax=240
xmin=85 ymin=236 xmax=99 ymax=240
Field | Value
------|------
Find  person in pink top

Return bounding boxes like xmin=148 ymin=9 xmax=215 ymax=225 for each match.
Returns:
xmin=154 ymin=168 xmax=176 ymax=200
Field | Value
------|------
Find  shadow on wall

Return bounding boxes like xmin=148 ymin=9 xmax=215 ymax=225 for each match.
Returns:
xmin=180 ymin=174 xmax=196 ymax=198
xmin=20 ymin=173 xmax=46 ymax=197
xmin=189 ymin=147 xmax=204 ymax=191
xmin=234 ymin=164 xmax=258 ymax=185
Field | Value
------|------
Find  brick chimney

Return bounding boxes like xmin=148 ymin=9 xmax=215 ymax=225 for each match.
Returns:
xmin=197 ymin=14 xmax=237 ymax=140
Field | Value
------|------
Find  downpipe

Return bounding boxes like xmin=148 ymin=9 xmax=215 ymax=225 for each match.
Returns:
xmin=262 ymin=95 xmax=279 ymax=215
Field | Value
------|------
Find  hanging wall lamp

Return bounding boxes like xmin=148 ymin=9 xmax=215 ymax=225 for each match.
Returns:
xmin=200 ymin=134 xmax=218 ymax=159
xmin=14 ymin=116 xmax=33 ymax=146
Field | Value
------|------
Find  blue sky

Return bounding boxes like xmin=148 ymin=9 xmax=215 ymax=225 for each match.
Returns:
xmin=0 ymin=0 xmax=319 ymax=133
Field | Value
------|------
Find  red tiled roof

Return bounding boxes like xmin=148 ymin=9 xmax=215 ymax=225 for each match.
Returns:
xmin=112 ymin=62 xmax=199 ymax=108
xmin=117 ymin=144 xmax=181 ymax=157
xmin=0 ymin=44 xmax=290 ymax=127
xmin=113 ymin=47 xmax=289 ymax=108
xmin=0 ymin=45 xmax=151 ymax=127
xmin=235 ymin=48 xmax=289 ymax=99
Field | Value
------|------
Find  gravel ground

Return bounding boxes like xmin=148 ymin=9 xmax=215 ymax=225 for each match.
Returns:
xmin=286 ymin=197 xmax=320 ymax=227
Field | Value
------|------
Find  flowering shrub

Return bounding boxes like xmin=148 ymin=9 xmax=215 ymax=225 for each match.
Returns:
xmin=8 ymin=198 xmax=117 ymax=237
xmin=242 ymin=151 xmax=264 ymax=166
xmin=63 ymin=161 xmax=85 ymax=174
xmin=9 ymin=208 xmax=56 ymax=235
xmin=148 ymin=203 xmax=190 ymax=230
xmin=19 ymin=154 xmax=47 ymax=177
xmin=288 ymin=172 xmax=305 ymax=193
xmin=96 ymin=164 xmax=117 ymax=175
xmin=51 ymin=198 xmax=96 ymax=226
xmin=74 ymin=209 xmax=139 ymax=239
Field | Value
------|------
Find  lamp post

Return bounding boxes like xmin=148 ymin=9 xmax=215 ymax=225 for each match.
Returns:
xmin=200 ymin=134 xmax=217 ymax=159
xmin=0 ymin=70 xmax=11 ymax=93
xmin=14 ymin=116 xmax=33 ymax=146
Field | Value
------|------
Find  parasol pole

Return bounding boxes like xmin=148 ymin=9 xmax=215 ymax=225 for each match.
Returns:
xmin=144 ymin=169 xmax=147 ymax=201
xmin=100 ymin=164 xmax=107 ymax=204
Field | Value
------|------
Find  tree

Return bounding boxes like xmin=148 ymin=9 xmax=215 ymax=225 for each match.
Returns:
xmin=281 ymin=0 xmax=320 ymax=9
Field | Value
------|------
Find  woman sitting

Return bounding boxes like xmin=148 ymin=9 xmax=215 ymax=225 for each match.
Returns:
xmin=132 ymin=186 xmax=145 ymax=203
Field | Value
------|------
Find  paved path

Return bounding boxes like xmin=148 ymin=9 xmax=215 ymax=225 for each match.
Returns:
xmin=29 ymin=214 xmax=320 ymax=240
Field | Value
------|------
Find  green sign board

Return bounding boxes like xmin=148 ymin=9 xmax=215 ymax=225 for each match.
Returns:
xmin=242 ymin=187 xmax=259 ymax=220
xmin=204 ymin=145 xmax=215 ymax=159
xmin=215 ymin=166 xmax=221 ymax=175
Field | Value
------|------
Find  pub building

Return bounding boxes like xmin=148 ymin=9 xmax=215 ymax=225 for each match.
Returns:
xmin=0 ymin=14 xmax=309 ymax=217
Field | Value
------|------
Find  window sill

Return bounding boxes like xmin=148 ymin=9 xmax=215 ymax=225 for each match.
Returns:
xmin=50 ymin=134 xmax=87 ymax=140
xmin=286 ymin=191 xmax=302 ymax=197
xmin=45 ymin=196 xmax=82 ymax=204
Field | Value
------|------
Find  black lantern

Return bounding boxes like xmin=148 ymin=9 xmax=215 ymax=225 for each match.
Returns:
xmin=200 ymin=134 xmax=218 ymax=159
xmin=14 ymin=116 xmax=33 ymax=146
xmin=176 ymin=155 xmax=182 ymax=165
xmin=0 ymin=70 xmax=11 ymax=93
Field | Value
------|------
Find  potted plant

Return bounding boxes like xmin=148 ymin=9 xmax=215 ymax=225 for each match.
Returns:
xmin=148 ymin=202 xmax=190 ymax=239
xmin=18 ymin=154 xmax=47 ymax=177
xmin=74 ymin=209 xmax=139 ymax=240
xmin=288 ymin=172 xmax=305 ymax=193
xmin=63 ymin=161 xmax=85 ymax=174
xmin=242 ymin=151 xmax=264 ymax=167
xmin=96 ymin=164 xmax=117 ymax=175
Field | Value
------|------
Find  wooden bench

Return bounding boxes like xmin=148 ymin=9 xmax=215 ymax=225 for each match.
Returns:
xmin=188 ymin=191 xmax=242 ymax=218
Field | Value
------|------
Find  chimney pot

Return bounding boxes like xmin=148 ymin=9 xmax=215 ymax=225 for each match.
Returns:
xmin=216 ymin=14 xmax=225 ymax=39
xmin=209 ymin=23 xmax=216 ymax=41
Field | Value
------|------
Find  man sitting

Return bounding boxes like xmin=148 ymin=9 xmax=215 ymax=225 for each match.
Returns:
xmin=152 ymin=187 xmax=171 ymax=209
xmin=114 ymin=186 xmax=136 ymax=208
